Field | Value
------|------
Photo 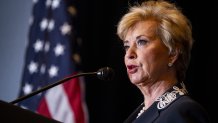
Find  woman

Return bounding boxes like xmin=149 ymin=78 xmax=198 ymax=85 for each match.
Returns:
xmin=117 ymin=0 xmax=210 ymax=123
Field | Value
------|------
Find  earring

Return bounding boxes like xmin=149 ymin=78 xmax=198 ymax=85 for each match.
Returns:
xmin=168 ymin=63 xmax=173 ymax=67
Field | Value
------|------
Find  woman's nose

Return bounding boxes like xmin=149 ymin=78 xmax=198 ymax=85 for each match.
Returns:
xmin=126 ymin=47 xmax=136 ymax=59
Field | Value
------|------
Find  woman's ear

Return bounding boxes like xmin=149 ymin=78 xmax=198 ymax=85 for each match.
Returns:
xmin=168 ymin=48 xmax=179 ymax=67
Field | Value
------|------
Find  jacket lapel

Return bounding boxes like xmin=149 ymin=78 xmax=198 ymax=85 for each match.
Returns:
xmin=133 ymin=102 xmax=159 ymax=123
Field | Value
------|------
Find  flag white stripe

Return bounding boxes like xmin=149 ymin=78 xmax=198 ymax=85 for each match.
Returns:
xmin=45 ymin=85 xmax=75 ymax=123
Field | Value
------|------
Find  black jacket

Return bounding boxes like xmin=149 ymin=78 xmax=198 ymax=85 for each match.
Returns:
xmin=124 ymin=83 xmax=211 ymax=123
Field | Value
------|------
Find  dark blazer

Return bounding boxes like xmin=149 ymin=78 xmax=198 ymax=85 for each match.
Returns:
xmin=124 ymin=83 xmax=211 ymax=123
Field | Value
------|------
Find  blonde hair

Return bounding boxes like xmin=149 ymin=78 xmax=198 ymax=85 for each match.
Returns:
xmin=117 ymin=0 xmax=193 ymax=81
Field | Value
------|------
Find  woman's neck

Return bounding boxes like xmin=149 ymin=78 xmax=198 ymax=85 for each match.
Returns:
xmin=138 ymin=80 xmax=177 ymax=110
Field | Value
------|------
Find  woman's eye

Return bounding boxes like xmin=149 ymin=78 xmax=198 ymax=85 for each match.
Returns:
xmin=137 ymin=39 xmax=148 ymax=46
xmin=123 ymin=45 xmax=129 ymax=51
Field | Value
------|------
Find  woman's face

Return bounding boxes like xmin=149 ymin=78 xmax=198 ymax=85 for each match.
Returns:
xmin=124 ymin=20 xmax=170 ymax=86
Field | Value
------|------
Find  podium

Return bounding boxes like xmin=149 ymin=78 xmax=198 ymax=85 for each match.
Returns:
xmin=0 ymin=100 xmax=61 ymax=123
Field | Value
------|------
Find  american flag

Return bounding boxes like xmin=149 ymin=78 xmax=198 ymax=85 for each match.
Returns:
xmin=17 ymin=0 xmax=88 ymax=123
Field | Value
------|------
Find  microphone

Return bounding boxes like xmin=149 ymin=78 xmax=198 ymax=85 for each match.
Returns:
xmin=10 ymin=67 xmax=114 ymax=104
xmin=97 ymin=67 xmax=115 ymax=81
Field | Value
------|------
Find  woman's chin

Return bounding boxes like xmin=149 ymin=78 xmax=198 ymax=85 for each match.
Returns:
xmin=129 ymin=76 xmax=148 ymax=86
xmin=130 ymin=79 xmax=142 ymax=85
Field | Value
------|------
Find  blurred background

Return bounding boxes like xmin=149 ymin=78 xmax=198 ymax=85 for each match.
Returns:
xmin=0 ymin=0 xmax=217 ymax=123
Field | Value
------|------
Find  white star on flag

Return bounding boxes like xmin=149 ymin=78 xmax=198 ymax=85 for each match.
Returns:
xmin=48 ymin=65 xmax=58 ymax=78
xmin=40 ymin=18 xmax=48 ymax=31
xmin=54 ymin=43 xmax=65 ymax=56
xmin=28 ymin=61 xmax=38 ymax=74
xmin=33 ymin=39 xmax=43 ymax=52
xmin=52 ymin=0 xmax=60 ymax=9
xmin=60 ymin=23 xmax=72 ymax=35
xmin=23 ymin=83 xmax=33 ymax=95
xmin=48 ymin=19 xmax=55 ymax=31
xmin=46 ymin=0 xmax=52 ymax=7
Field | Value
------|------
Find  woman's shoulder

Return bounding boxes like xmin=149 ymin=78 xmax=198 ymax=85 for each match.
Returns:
xmin=170 ymin=96 xmax=206 ymax=111
xmin=160 ymin=95 xmax=211 ymax=123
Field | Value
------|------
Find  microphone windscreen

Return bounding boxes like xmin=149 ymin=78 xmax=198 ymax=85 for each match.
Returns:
xmin=96 ymin=67 xmax=115 ymax=81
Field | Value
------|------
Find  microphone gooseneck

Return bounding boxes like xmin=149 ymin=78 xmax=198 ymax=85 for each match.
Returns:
xmin=10 ymin=67 xmax=114 ymax=104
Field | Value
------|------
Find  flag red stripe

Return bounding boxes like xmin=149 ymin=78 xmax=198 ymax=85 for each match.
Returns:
xmin=37 ymin=97 xmax=52 ymax=119
xmin=63 ymin=77 xmax=85 ymax=123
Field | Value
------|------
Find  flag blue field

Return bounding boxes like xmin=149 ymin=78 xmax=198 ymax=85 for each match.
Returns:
xmin=17 ymin=0 xmax=88 ymax=122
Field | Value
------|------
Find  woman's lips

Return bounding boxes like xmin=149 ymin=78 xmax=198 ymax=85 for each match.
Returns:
xmin=127 ymin=65 xmax=138 ymax=74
